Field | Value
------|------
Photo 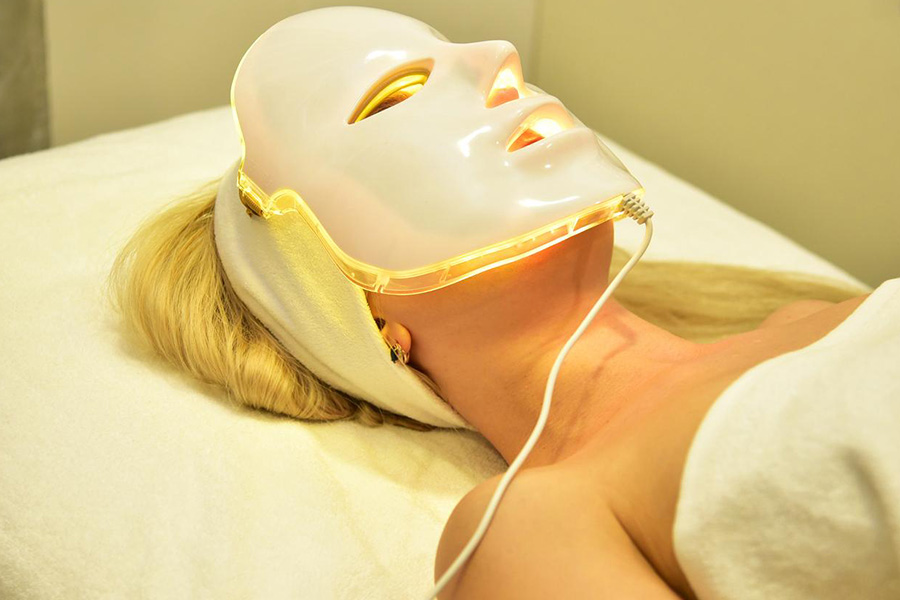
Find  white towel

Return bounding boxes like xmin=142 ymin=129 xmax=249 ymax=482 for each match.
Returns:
xmin=214 ymin=159 xmax=474 ymax=430
xmin=674 ymin=276 xmax=900 ymax=599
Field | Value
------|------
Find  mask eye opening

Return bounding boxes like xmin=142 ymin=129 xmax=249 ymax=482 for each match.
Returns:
xmin=348 ymin=59 xmax=434 ymax=124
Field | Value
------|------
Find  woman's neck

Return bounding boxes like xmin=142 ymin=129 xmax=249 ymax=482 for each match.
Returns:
xmin=439 ymin=297 xmax=718 ymax=469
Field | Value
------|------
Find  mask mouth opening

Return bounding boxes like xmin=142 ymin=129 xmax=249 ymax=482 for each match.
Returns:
xmin=506 ymin=108 xmax=574 ymax=152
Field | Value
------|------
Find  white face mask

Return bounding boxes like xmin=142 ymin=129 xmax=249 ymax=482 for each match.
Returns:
xmin=232 ymin=6 xmax=643 ymax=295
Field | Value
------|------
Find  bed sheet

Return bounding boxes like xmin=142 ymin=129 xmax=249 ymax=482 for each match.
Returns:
xmin=0 ymin=106 xmax=867 ymax=600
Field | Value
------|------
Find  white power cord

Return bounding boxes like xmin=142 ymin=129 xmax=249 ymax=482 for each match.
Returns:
xmin=422 ymin=194 xmax=654 ymax=600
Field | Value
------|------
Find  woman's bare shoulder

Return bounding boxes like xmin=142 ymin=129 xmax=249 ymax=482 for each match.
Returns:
xmin=758 ymin=291 xmax=872 ymax=330
xmin=434 ymin=470 xmax=683 ymax=599
xmin=757 ymin=298 xmax=837 ymax=329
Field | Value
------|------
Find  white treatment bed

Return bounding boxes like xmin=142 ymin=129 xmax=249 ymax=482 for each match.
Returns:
xmin=0 ymin=107 xmax=869 ymax=599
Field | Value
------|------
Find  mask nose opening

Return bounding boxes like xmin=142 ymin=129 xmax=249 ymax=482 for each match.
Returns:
xmin=486 ymin=67 xmax=521 ymax=108
xmin=485 ymin=52 xmax=531 ymax=108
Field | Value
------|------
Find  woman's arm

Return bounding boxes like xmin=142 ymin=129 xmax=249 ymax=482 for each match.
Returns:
xmin=434 ymin=473 xmax=684 ymax=599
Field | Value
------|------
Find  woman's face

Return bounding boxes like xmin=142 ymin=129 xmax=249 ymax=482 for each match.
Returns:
xmin=233 ymin=6 xmax=639 ymax=281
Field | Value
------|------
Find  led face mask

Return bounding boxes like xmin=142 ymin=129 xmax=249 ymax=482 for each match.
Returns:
xmin=219 ymin=8 xmax=656 ymax=599
xmin=232 ymin=6 xmax=644 ymax=295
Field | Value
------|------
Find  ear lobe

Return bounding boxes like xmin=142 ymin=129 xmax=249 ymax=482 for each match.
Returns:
xmin=381 ymin=320 xmax=412 ymax=354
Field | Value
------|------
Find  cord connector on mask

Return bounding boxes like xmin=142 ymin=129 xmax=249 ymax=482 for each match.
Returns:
xmin=237 ymin=169 xmax=270 ymax=219
xmin=620 ymin=193 xmax=654 ymax=224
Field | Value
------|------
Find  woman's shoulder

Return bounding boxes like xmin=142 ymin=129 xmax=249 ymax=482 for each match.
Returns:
xmin=753 ymin=273 xmax=900 ymax=332
xmin=756 ymin=298 xmax=838 ymax=329
xmin=434 ymin=469 xmax=683 ymax=599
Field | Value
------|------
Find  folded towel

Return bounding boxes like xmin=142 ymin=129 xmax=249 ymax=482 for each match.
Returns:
xmin=674 ymin=276 xmax=900 ymax=599
xmin=214 ymin=159 xmax=473 ymax=430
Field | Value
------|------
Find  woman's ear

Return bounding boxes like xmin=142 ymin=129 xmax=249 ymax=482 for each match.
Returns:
xmin=368 ymin=291 xmax=412 ymax=355
xmin=378 ymin=319 xmax=412 ymax=355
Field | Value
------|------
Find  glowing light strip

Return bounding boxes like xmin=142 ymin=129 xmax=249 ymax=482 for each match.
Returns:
xmin=236 ymin=169 xmax=637 ymax=295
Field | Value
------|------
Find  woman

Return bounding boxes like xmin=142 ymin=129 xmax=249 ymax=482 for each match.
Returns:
xmin=375 ymin=215 xmax=892 ymax=599
xmin=107 ymin=7 xmax=897 ymax=599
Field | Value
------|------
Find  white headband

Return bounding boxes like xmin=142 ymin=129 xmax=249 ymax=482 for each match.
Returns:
xmin=213 ymin=160 xmax=475 ymax=430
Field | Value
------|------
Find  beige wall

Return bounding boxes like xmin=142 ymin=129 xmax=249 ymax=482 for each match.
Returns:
xmin=44 ymin=0 xmax=897 ymax=286
xmin=533 ymin=0 xmax=899 ymax=287
xmin=43 ymin=0 xmax=537 ymax=145
xmin=0 ymin=0 xmax=48 ymax=158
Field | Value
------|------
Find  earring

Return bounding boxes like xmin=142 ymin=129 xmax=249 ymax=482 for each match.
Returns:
xmin=389 ymin=341 xmax=409 ymax=365
xmin=375 ymin=316 xmax=409 ymax=365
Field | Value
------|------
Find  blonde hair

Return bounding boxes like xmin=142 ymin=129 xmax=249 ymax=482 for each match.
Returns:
xmin=106 ymin=175 xmax=870 ymax=432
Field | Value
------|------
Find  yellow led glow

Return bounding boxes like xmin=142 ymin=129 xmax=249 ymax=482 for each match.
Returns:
xmin=349 ymin=69 xmax=429 ymax=123
xmin=486 ymin=67 xmax=525 ymax=108
xmin=235 ymin=168 xmax=636 ymax=295
xmin=493 ymin=68 xmax=518 ymax=92
xmin=530 ymin=118 xmax=563 ymax=138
